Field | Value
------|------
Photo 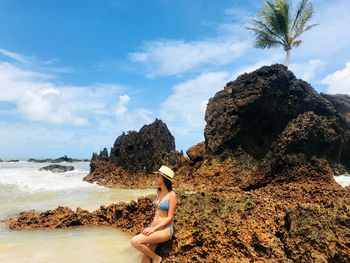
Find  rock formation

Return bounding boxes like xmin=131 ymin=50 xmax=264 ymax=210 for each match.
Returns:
xmin=28 ymin=155 xmax=89 ymax=163
xmin=84 ymin=119 xmax=184 ymax=187
xmin=199 ymin=64 xmax=350 ymax=188
xmin=4 ymin=64 xmax=350 ymax=262
xmin=321 ymin=93 xmax=350 ymax=125
xmin=39 ymin=164 xmax=74 ymax=173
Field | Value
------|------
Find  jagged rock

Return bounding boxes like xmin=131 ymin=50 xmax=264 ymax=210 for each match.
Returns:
xmin=85 ymin=119 xmax=183 ymax=187
xmin=5 ymin=170 xmax=350 ymax=262
xmin=28 ymin=156 xmax=89 ymax=163
xmin=267 ymin=111 xmax=348 ymax=175
xmin=203 ymin=64 xmax=350 ymax=180
xmin=39 ymin=164 xmax=74 ymax=173
xmin=83 ymin=163 xmax=154 ymax=188
xmin=186 ymin=142 xmax=206 ymax=163
xmin=321 ymin=93 xmax=350 ymax=126
xmin=90 ymin=148 xmax=109 ymax=172
xmin=4 ymin=196 xmax=154 ymax=231
xmin=109 ymin=119 xmax=179 ymax=173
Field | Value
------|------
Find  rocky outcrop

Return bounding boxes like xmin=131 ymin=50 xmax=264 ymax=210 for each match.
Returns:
xmin=5 ymin=163 xmax=350 ymax=262
xmin=109 ymin=119 xmax=180 ymax=173
xmin=28 ymin=156 xmax=89 ymax=163
xmin=83 ymin=163 xmax=155 ymax=188
xmin=39 ymin=164 xmax=74 ymax=173
xmin=321 ymin=93 xmax=350 ymax=126
xmin=84 ymin=119 xmax=184 ymax=187
xmin=202 ymin=64 xmax=350 ymax=185
xmin=186 ymin=142 xmax=206 ymax=163
xmin=4 ymin=196 xmax=154 ymax=231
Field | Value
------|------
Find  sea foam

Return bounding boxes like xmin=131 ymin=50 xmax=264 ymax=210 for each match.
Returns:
xmin=0 ymin=161 xmax=102 ymax=193
xmin=334 ymin=175 xmax=350 ymax=188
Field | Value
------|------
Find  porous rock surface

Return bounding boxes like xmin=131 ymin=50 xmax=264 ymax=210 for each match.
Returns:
xmin=5 ymin=162 xmax=350 ymax=262
xmin=321 ymin=93 xmax=350 ymax=125
xmin=84 ymin=119 xmax=184 ymax=187
xmin=203 ymin=64 xmax=350 ymax=183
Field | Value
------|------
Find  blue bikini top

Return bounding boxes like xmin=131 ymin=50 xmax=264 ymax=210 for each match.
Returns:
xmin=153 ymin=192 xmax=170 ymax=211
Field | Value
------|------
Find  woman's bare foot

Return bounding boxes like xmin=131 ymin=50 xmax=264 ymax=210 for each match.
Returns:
xmin=153 ymin=255 xmax=162 ymax=263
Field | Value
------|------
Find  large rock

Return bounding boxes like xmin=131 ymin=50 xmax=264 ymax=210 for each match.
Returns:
xmin=321 ymin=93 xmax=350 ymax=126
xmin=39 ymin=164 xmax=74 ymax=173
xmin=109 ymin=119 xmax=179 ymax=173
xmin=204 ymin=64 xmax=350 ymax=178
xmin=28 ymin=155 xmax=89 ymax=163
xmin=84 ymin=119 xmax=183 ymax=187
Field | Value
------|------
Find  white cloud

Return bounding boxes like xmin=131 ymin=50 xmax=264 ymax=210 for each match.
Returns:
xmin=129 ymin=37 xmax=250 ymax=78
xmin=160 ymin=71 xmax=229 ymax=129
xmin=224 ymin=7 xmax=253 ymax=23
xmin=289 ymin=59 xmax=325 ymax=82
xmin=0 ymin=51 xmax=126 ymax=126
xmin=322 ymin=62 xmax=350 ymax=95
xmin=115 ymin=95 xmax=130 ymax=117
xmin=293 ymin=0 xmax=350 ymax=60
xmin=0 ymin=48 xmax=69 ymax=73
xmin=0 ymin=121 xmax=115 ymax=158
xmin=17 ymin=86 xmax=89 ymax=126
xmin=114 ymin=95 xmax=154 ymax=132
xmin=0 ymin=49 xmax=31 ymax=64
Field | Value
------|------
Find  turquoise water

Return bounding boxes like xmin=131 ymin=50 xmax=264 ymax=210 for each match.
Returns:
xmin=0 ymin=161 xmax=154 ymax=262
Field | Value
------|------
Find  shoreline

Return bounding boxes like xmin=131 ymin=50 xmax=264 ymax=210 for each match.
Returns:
xmin=4 ymin=167 xmax=350 ymax=262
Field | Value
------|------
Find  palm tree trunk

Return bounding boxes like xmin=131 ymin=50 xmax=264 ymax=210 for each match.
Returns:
xmin=285 ymin=49 xmax=290 ymax=67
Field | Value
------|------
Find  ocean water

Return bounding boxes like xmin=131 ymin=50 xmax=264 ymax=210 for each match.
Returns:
xmin=0 ymin=161 xmax=155 ymax=263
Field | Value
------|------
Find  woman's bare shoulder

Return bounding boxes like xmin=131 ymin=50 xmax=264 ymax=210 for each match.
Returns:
xmin=170 ymin=190 xmax=177 ymax=198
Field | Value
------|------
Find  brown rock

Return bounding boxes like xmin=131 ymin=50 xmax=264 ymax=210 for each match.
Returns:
xmin=85 ymin=119 xmax=184 ymax=187
xmin=186 ymin=142 xmax=206 ymax=163
xmin=202 ymin=64 xmax=350 ymax=185
xmin=109 ymin=119 xmax=180 ymax=173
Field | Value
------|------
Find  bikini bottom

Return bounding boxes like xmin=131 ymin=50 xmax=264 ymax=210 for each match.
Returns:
xmin=149 ymin=223 xmax=174 ymax=240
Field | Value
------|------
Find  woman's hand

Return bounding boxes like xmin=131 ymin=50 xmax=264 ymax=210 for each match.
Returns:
xmin=142 ymin=227 xmax=155 ymax=236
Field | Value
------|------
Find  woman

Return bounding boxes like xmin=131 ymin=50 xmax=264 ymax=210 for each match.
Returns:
xmin=131 ymin=165 xmax=177 ymax=263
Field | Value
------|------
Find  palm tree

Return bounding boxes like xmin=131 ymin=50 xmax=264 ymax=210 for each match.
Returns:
xmin=245 ymin=0 xmax=318 ymax=67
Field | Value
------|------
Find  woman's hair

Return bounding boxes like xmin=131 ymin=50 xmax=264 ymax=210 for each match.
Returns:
xmin=158 ymin=176 xmax=172 ymax=192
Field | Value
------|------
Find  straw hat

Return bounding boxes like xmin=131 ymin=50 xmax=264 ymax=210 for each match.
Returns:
xmin=155 ymin=165 xmax=174 ymax=181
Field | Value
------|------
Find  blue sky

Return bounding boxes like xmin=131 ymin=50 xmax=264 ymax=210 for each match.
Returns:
xmin=0 ymin=0 xmax=349 ymax=158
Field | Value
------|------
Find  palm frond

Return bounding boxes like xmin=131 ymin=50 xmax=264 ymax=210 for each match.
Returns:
xmin=293 ymin=1 xmax=315 ymax=36
xmin=291 ymin=39 xmax=302 ymax=47
xmin=248 ymin=19 xmax=281 ymax=39
xmin=261 ymin=1 xmax=290 ymax=35
xmin=291 ymin=0 xmax=308 ymax=34
xmin=245 ymin=0 xmax=318 ymax=63
xmin=291 ymin=23 xmax=318 ymax=42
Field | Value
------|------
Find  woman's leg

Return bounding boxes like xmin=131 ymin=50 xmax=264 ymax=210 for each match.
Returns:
xmin=131 ymin=227 xmax=170 ymax=263
xmin=141 ymin=243 xmax=157 ymax=263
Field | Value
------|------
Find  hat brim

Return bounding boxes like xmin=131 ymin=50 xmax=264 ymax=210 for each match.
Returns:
xmin=153 ymin=171 xmax=174 ymax=181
